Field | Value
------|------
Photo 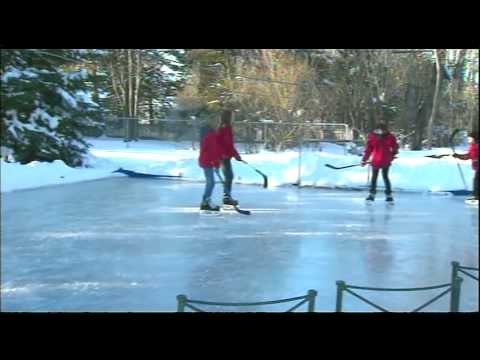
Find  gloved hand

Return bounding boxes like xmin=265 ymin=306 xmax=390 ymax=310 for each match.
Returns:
xmin=452 ymin=153 xmax=460 ymax=159
xmin=235 ymin=155 xmax=242 ymax=161
xmin=361 ymin=160 xmax=367 ymax=167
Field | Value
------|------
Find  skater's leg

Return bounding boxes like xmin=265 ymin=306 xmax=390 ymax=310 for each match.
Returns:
xmin=221 ymin=158 xmax=238 ymax=205
xmin=370 ymin=167 xmax=379 ymax=195
xmin=221 ymin=158 xmax=234 ymax=197
xmin=474 ymin=170 xmax=479 ymax=200
xmin=382 ymin=166 xmax=392 ymax=195
xmin=202 ymin=167 xmax=215 ymax=202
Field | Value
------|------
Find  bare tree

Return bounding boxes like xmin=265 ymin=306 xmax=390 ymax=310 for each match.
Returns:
xmin=105 ymin=49 xmax=143 ymax=140
xmin=426 ymin=49 xmax=444 ymax=149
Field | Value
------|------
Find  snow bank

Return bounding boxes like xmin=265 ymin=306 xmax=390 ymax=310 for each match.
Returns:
xmin=1 ymin=137 xmax=475 ymax=193
xmin=1 ymin=159 xmax=114 ymax=192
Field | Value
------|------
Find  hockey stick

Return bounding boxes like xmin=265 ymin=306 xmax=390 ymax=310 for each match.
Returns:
xmin=214 ymin=168 xmax=251 ymax=215
xmin=240 ymin=160 xmax=268 ymax=188
xmin=327 ymin=155 xmax=448 ymax=169
xmin=450 ymin=129 xmax=468 ymax=190
xmin=325 ymin=162 xmax=370 ymax=170
xmin=325 ymin=156 xmax=402 ymax=170
xmin=424 ymin=154 xmax=451 ymax=159
xmin=113 ymin=168 xmax=182 ymax=178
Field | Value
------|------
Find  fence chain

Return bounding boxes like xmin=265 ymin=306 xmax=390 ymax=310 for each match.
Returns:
xmin=411 ymin=288 xmax=452 ymax=312
xmin=285 ymin=298 xmax=309 ymax=312
xmin=344 ymin=288 xmax=390 ymax=312
xmin=458 ymin=268 xmax=479 ymax=281
xmin=184 ymin=303 xmax=207 ymax=313
xmin=345 ymin=283 xmax=451 ymax=292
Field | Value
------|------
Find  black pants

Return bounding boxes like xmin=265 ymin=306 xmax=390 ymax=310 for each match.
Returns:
xmin=473 ymin=170 xmax=479 ymax=199
xmin=220 ymin=158 xmax=234 ymax=197
xmin=370 ymin=166 xmax=392 ymax=195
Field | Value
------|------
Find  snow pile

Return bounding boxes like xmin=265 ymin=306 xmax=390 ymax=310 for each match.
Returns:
xmin=1 ymin=158 xmax=114 ymax=192
xmin=1 ymin=137 xmax=475 ymax=193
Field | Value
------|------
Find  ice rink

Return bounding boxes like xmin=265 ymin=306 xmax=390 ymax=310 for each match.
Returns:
xmin=1 ymin=178 xmax=478 ymax=312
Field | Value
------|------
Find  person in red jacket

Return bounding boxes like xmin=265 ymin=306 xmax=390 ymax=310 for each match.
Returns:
xmin=361 ymin=122 xmax=399 ymax=202
xmin=216 ymin=110 xmax=242 ymax=206
xmin=452 ymin=132 xmax=478 ymax=201
xmin=199 ymin=123 xmax=222 ymax=211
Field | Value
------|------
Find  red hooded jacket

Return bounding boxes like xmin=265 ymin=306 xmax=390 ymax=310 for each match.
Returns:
xmin=362 ymin=132 xmax=399 ymax=168
xmin=456 ymin=143 xmax=478 ymax=171
xmin=216 ymin=124 xmax=240 ymax=159
xmin=199 ymin=128 xmax=221 ymax=168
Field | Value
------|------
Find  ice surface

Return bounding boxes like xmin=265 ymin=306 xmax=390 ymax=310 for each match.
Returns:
xmin=1 ymin=178 xmax=478 ymax=312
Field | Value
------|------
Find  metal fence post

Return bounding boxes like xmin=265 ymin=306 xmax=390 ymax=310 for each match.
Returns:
xmin=263 ymin=123 xmax=267 ymax=149
xmin=451 ymin=261 xmax=460 ymax=286
xmin=307 ymin=289 xmax=317 ymax=313
xmin=123 ymin=117 xmax=128 ymax=142
xmin=336 ymin=281 xmax=346 ymax=312
xmin=297 ymin=126 xmax=303 ymax=186
xmin=177 ymin=294 xmax=187 ymax=312
xmin=450 ymin=277 xmax=463 ymax=312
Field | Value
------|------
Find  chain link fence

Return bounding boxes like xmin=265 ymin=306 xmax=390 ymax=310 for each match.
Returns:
xmin=84 ymin=116 xmax=359 ymax=185
xmin=97 ymin=116 xmax=354 ymax=153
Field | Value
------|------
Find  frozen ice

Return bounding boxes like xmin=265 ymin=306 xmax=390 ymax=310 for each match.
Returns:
xmin=1 ymin=178 xmax=478 ymax=312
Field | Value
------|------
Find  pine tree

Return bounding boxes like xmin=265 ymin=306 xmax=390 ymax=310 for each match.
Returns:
xmin=1 ymin=49 xmax=101 ymax=166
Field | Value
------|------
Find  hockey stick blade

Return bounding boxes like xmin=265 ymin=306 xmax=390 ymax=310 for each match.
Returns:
xmin=241 ymin=160 xmax=268 ymax=188
xmin=325 ymin=163 xmax=364 ymax=170
xmin=214 ymin=170 xmax=250 ymax=214
xmin=255 ymin=170 xmax=268 ymax=188
xmin=113 ymin=168 xmax=182 ymax=178
xmin=425 ymin=154 xmax=450 ymax=159
xmin=234 ymin=206 xmax=251 ymax=215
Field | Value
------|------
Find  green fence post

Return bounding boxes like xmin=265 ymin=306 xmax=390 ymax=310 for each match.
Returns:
xmin=307 ymin=289 xmax=317 ymax=313
xmin=451 ymin=261 xmax=460 ymax=286
xmin=450 ymin=277 xmax=463 ymax=312
xmin=336 ymin=281 xmax=346 ymax=312
xmin=177 ymin=294 xmax=187 ymax=312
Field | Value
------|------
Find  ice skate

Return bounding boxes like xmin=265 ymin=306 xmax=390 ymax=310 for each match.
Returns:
xmin=465 ymin=198 xmax=479 ymax=206
xmin=222 ymin=195 xmax=238 ymax=209
xmin=200 ymin=199 xmax=220 ymax=214
xmin=365 ymin=193 xmax=375 ymax=203
xmin=386 ymin=195 xmax=394 ymax=205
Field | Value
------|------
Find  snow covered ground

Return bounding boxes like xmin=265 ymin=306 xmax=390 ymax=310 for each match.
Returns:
xmin=0 ymin=137 xmax=475 ymax=193
xmin=1 ymin=137 xmax=478 ymax=312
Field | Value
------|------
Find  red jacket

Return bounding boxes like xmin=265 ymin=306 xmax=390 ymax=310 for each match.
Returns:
xmin=457 ymin=143 xmax=478 ymax=171
xmin=362 ymin=132 xmax=399 ymax=168
xmin=216 ymin=124 xmax=240 ymax=159
xmin=199 ymin=129 xmax=221 ymax=168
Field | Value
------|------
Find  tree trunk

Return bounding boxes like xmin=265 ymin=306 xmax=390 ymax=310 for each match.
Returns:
xmin=453 ymin=49 xmax=466 ymax=91
xmin=127 ymin=49 xmax=134 ymax=140
xmin=404 ymin=83 xmax=418 ymax=138
xmin=412 ymin=99 xmax=426 ymax=150
xmin=260 ymin=49 xmax=286 ymax=123
xmin=426 ymin=49 xmax=443 ymax=149
xmin=148 ymin=97 xmax=154 ymax=119
xmin=133 ymin=50 xmax=142 ymax=139
xmin=92 ymin=63 xmax=99 ymax=104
